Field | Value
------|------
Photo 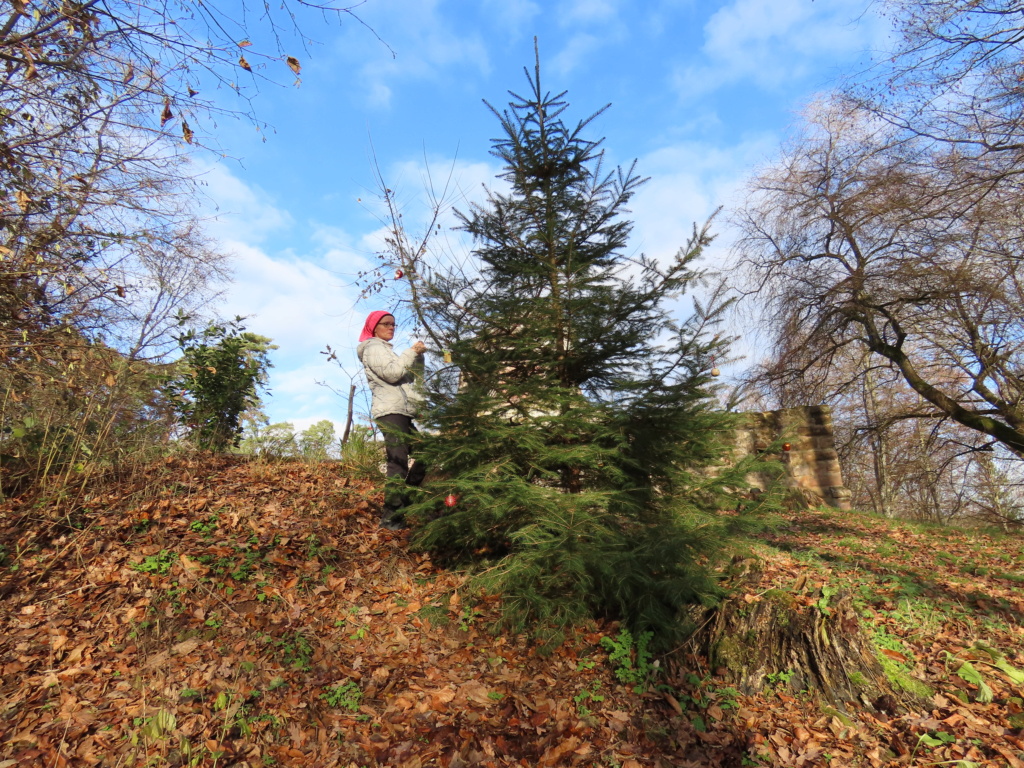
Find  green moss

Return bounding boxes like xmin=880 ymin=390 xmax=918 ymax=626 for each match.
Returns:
xmin=712 ymin=635 xmax=751 ymax=675
xmin=878 ymin=655 xmax=932 ymax=698
xmin=763 ymin=589 xmax=797 ymax=609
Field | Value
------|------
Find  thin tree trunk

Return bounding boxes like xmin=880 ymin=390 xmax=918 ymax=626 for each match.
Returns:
xmin=341 ymin=383 xmax=356 ymax=445
xmin=862 ymin=360 xmax=894 ymax=517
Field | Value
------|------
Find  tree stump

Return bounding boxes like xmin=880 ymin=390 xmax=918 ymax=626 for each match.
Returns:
xmin=696 ymin=572 xmax=919 ymax=712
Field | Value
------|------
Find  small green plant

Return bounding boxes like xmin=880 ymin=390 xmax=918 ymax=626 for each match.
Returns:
xmin=836 ymin=536 xmax=863 ymax=552
xmin=131 ymin=709 xmax=176 ymax=743
xmin=190 ymin=514 xmax=219 ymax=534
xmin=458 ymin=606 xmax=482 ymax=631
xmin=945 ymin=653 xmax=995 ymax=703
xmin=268 ymin=676 xmax=287 ymax=692
xmin=600 ymin=628 xmax=655 ymax=693
xmin=887 ymin=574 xmax=926 ymax=600
xmin=131 ymin=550 xmax=177 ymax=576
xmin=202 ymin=547 xmax=262 ymax=582
xmin=213 ymin=691 xmax=232 ymax=711
xmin=271 ymin=632 xmax=314 ymax=671
xmin=874 ymin=540 xmax=896 ymax=557
xmin=919 ymin=731 xmax=957 ymax=747
xmin=305 ymin=534 xmax=324 ymax=560
xmin=817 ymin=586 xmax=839 ymax=615
xmin=320 ymin=681 xmax=362 ymax=711
xmin=711 ymin=685 xmax=741 ymax=711
xmin=765 ymin=669 xmax=795 ymax=690
xmin=573 ymin=681 xmax=606 ymax=716
xmin=963 ymin=641 xmax=1024 ymax=685
xmin=909 ymin=730 xmax=959 ymax=762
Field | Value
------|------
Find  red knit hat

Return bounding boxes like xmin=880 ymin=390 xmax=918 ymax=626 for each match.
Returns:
xmin=359 ymin=310 xmax=393 ymax=342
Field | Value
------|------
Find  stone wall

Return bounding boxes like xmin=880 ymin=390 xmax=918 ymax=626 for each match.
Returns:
xmin=736 ymin=405 xmax=852 ymax=510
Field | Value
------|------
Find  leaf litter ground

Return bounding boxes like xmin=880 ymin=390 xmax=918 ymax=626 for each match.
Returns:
xmin=0 ymin=456 xmax=1022 ymax=767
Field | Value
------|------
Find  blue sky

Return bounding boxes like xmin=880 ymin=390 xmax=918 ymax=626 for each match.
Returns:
xmin=199 ymin=0 xmax=890 ymax=434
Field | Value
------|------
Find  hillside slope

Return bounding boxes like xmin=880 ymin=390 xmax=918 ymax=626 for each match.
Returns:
xmin=0 ymin=456 xmax=1022 ymax=767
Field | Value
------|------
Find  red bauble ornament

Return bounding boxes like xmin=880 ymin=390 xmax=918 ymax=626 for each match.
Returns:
xmin=394 ymin=268 xmax=404 ymax=279
xmin=444 ymin=494 xmax=458 ymax=508
xmin=782 ymin=443 xmax=791 ymax=452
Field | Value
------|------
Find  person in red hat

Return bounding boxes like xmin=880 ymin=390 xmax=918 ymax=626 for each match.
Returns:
xmin=357 ymin=311 xmax=427 ymax=529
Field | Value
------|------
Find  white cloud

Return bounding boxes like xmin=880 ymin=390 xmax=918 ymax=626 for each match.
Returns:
xmin=672 ymin=0 xmax=883 ymax=99
xmin=219 ymin=243 xmax=359 ymax=348
xmin=627 ymin=137 xmax=781 ymax=379
xmin=559 ymin=0 xmax=619 ymax=25
xmin=202 ymin=153 xmax=510 ymax=429
xmin=480 ymin=0 xmax=541 ymax=34
xmin=550 ymin=33 xmax=604 ymax=78
xmin=351 ymin=155 xmax=502 ymax=262
xmin=197 ymin=162 xmax=293 ymax=244
xmin=270 ymin=362 xmax=365 ymax=420
xmin=366 ymin=81 xmax=393 ymax=110
xmin=630 ymin=134 xmax=777 ymax=266
xmin=342 ymin=0 xmax=493 ymax=109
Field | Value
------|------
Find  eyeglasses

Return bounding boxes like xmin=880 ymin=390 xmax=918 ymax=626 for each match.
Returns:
xmin=376 ymin=322 xmax=396 ymax=328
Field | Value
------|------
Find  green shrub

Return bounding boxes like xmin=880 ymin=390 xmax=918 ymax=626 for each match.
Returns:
xmin=164 ymin=319 xmax=274 ymax=451
xmin=339 ymin=425 xmax=382 ymax=479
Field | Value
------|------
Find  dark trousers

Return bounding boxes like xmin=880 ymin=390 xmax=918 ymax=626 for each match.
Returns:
xmin=376 ymin=414 xmax=425 ymax=518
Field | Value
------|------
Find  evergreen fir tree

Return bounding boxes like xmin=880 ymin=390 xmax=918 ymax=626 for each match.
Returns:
xmin=406 ymin=53 xmax=774 ymax=648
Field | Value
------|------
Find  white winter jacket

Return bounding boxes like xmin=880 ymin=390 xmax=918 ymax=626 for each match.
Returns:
xmin=357 ymin=337 xmax=423 ymax=419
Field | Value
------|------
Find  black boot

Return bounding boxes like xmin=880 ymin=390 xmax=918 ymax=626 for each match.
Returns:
xmin=380 ymin=505 xmax=407 ymax=530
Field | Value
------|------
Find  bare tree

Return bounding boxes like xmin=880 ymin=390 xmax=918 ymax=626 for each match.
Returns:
xmin=0 ymin=0 xmax=379 ymax=487
xmin=735 ymin=98 xmax=1024 ymax=461
xmin=2 ymin=0 xmax=377 ymax=357
xmin=863 ymin=1 xmax=1024 ymax=164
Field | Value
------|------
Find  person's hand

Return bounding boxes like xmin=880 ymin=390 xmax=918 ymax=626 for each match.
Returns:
xmin=412 ymin=341 xmax=427 ymax=355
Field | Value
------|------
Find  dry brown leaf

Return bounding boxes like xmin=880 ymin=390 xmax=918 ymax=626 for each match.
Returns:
xmin=880 ymin=648 xmax=908 ymax=662
xmin=663 ymin=691 xmax=683 ymax=715
xmin=171 ymin=639 xmax=199 ymax=656
xmin=459 ymin=681 xmax=494 ymax=706
xmin=4 ymin=730 xmax=37 ymax=746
